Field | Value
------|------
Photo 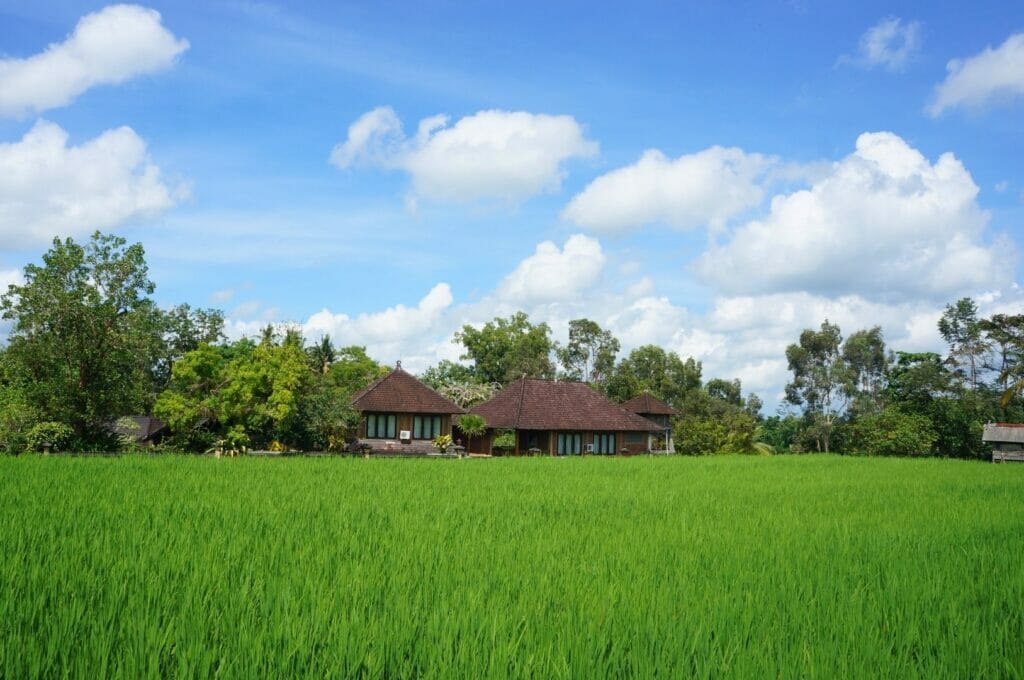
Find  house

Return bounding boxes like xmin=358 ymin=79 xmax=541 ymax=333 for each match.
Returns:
xmin=468 ymin=377 xmax=664 ymax=455
xmin=108 ymin=416 xmax=169 ymax=446
xmin=351 ymin=363 xmax=465 ymax=454
xmin=621 ymin=393 xmax=678 ymax=453
xmin=982 ymin=423 xmax=1024 ymax=462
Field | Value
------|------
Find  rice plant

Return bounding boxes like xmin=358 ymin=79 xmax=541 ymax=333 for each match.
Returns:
xmin=0 ymin=455 xmax=1022 ymax=678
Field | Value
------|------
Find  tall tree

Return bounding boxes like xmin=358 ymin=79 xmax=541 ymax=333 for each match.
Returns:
xmin=938 ymin=298 xmax=990 ymax=389
xmin=785 ymin=320 xmax=846 ymax=453
xmin=978 ymin=314 xmax=1024 ymax=393
xmin=556 ymin=318 xmax=620 ymax=385
xmin=307 ymin=335 xmax=337 ymax=375
xmin=604 ymin=345 xmax=702 ymax=407
xmin=454 ymin=312 xmax=555 ymax=384
xmin=1 ymin=233 xmax=161 ymax=442
xmin=328 ymin=346 xmax=390 ymax=396
xmin=841 ymin=326 xmax=888 ymax=416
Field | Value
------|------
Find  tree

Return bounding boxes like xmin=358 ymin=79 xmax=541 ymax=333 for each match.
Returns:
xmin=938 ymin=298 xmax=990 ymax=389
xmin=151 ymin=304 xmax=225 ymax=393
xmin=307 ymin=335 xmax=337 ymax=375
xmin=706 ymin=378 xmax=742 ymax=405
xmin=603 ymin=345 xmax=702 ymax=407
xmin=556 ymin=318 xmax=620 ymax=385
xmin=849 ymin=407 xmax=937 ymax=456
xmin=1 ymin=232 xmax=161 ymax=443
xmin=328 ymin=346 xmax=389 ymax=396
xmin=842 ymin=326 xmax=888 ymax=416
xmin=457 ymin=414 xmax=487 ymax=454
xmin=454 ymin=313 xmax=555 ymax=384
xmin=785 ymin=321 xmax=846 ymax=453
xmin=419 ymin=360 xmax=497 ymax=408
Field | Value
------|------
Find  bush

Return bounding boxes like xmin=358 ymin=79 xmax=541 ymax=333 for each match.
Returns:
xmin=849 ymin=408 xmax=938 ymax=456
xmin=24 ymin=422 xmax=75 ymax=453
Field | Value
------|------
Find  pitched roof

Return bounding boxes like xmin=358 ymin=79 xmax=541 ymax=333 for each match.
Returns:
xmin=983 ymin=423 xmax=1024 ymax=444
xmin=470 ymin=378 xmax=663 ymax=432
xmin=108 ymin=416 xmax=168 ymax=442
xmin=351 ymin=367 xmax=465 ymax=414
xmin=621 ymin=392 xmax=679 ymax=416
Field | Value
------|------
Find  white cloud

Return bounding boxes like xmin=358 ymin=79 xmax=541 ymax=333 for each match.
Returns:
xmin=852 ymin=17 xmax=922 ymax=72
xmin=496 ymin=234 xmax=605 ymax=304
xmin=929 ymin=33 xmax=1024 ymax=116
xmin=0 ymin=269 xmax=24 ymax=290
xmin=562 ymin=146 xmax=770 ymax=233
xmin=299 ymin=283 xmax=454 ymax=365
xmin=331 ymin=107 xmax=597 ymax=204
xmin=0 ymin=120 xmax=183 ymax=248
xmin=697 ymin=131 xmax=1011 ymax=301
xmin=0 ymin=4 xmax=189 ymax=118
xmin=995 ymin=180 xmax=1009 ymax=193
xmin=210 ymin=288 xmax=235 ymax=304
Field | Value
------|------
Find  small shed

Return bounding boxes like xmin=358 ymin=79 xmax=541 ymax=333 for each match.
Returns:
xmin=982 ymin=423 xmax=1024 ymax=463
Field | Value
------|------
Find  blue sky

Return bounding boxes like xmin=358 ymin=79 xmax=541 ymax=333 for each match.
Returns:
xmin=1 ymin=1 xmax=1023 ymax=404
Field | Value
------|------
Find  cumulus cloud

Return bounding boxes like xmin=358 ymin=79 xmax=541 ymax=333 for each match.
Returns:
xmin=697 ymin=131 xmax=1011 ymax=301
xmin=496 ymin=234 xmax=605 ymax=304
xmin=929 ymin=33 xmax=1024 ymax=116
xmin=850 ymin=17 xmax=922 ymax=72
xmin=0 ymin=120 xmax=183 ymax=248
xmin=330 ymin=106 xmax=597 ymax=204
xmin=562 ymin=146 xmax=770 ymax=232
xmin=0 ymin=4 xmax=189 ymax=118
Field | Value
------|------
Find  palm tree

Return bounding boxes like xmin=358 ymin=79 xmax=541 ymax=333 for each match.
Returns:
xmin=457 ymin=414 xmax=487 ymax=455
xmin=308 ymin=335 xmax=336 ymax=374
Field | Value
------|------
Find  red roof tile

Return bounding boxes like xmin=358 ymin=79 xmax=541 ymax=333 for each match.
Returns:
xmin=351 ymin=368 xmax=465 ymax=414
xmin=470 ymin=378 xmax=663 ymax=431
xmin=621 ymin=393 xmax=679 ymax=416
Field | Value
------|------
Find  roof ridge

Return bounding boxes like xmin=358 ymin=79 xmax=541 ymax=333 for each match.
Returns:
xmin=513 ymin=377 xmax=527 ymax=429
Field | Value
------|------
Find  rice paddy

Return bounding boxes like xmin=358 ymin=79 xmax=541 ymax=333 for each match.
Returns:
xmin=1 ymin=455 xmax=1022 ymax=678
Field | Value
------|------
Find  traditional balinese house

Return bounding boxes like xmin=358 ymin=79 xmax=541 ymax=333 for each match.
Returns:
xmin=468 ymin=378 xmax=664 ymax=455
xmin=351 ymin=363 xmax=465 ymax=454
xmin=982 ymin=423 xmax=1024 ymax=462
xmin=621 ymin=393 xmax=679 ymax=453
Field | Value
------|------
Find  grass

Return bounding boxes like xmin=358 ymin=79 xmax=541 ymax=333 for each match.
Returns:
xmin=1 ymin=455 xmax=1022 ymax=678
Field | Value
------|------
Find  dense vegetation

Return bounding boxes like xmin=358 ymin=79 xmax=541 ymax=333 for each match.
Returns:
xmin=1 ymin=455 xmax=1021 ymax=677
xmin=1 ymin=231 xmax=1021 ymax=455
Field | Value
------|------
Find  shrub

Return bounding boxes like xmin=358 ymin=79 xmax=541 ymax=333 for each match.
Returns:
xmin=24 ymin=422 xmax=74 ymax=453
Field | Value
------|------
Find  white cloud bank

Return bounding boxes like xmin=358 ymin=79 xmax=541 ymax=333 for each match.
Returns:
xmin=0 ymin=120 xmax=184 ymax=248
xmin=697 ymin=131 xmax=1010 ymax=301
xmin=496 ymin=234 xmax=605 ymax=304
xmin=853 ymin=17 xmax=922 ymax=72
xmin=929 ymin=33 xmax=1024 ymax=116
xmin=562 ymin=147 xmax=770 ymax=232
xmin=330 ymin=107 xmax=597 ymax=204
xmin=0 ymin=4 xmax=189 ymax=118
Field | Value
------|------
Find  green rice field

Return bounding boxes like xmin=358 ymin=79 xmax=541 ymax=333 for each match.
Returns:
xmin=1 ymin=455 xmax=1022 ymax=678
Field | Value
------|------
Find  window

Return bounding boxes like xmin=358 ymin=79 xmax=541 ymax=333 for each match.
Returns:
xmin=624 ymin=432 xmax=645 ymax=444
xmin=594 ymin=433 xmax=616 ymax=454
xmin=413 ymin=415 xmax=442 ymax=440
xmin=557 ymin=433 xmax=582 ymax=455
xmin=366 ymin=413 xmax=396 ymax=439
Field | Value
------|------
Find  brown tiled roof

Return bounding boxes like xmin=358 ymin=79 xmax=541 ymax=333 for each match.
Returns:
xmin=351 ymin=367 xmax=465 ymax=414
xmin=470 ymin=378 xmax=663 ymax=431
xmin=107 ymin=416 xmax=168 ymax=442
xmin=621 ymin=393 xmax=679 ymax=416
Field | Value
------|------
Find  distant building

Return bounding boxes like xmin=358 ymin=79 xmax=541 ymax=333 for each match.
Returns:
xmin=108 ymin=416 xmax=169 ymax=446
xmin=621 ymin=393 xmax=679 ymax=453
xmin=350 ymin=364 xmax=465 ymax=454
xmin=469 ymin=378 xmax=664 ymax=455
xmin=982 ymin=423 xmax=1024 ymax=462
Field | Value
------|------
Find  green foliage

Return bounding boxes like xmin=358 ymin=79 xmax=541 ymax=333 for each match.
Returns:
xmin=756 ymin=415 xmax=801 ymax=453
xmin=492 ymin=429 xmax=516 ymax=453
xmin=938 ymin=297 xmax=989 ymax=389
xmin=785 ymin=320 xmax=846 ymax=453
xmin=849 ymin=408 xmax=938 ymax=456
xmin=455 ymin=312 xmax=555 ymax=384
xmin=419 ymin=361 xmax=497 ymax=408
xmin=327 ymin=346 xmax=389 ymax=396
xmin=3 ymin=456 xmax=1023 ymax=676
xmin=0 ymin=233 xmax=160 ymax=442
xmin=675 ymin=410 xmax=758 ymax=455
xmin=603 ymin=345 xmax=701 ymax=406
xmin=842 ymin=326 xmax=888 ymax=416
xmin=457 ymin=414 xmax=487 ymax=453
xmin=555 ymin=318 xmax=620 ymax=385
xmin=0 ymin=384 xmax=37 ymax=453
xmin=23 ymin=422 xmax=74 ymax=453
